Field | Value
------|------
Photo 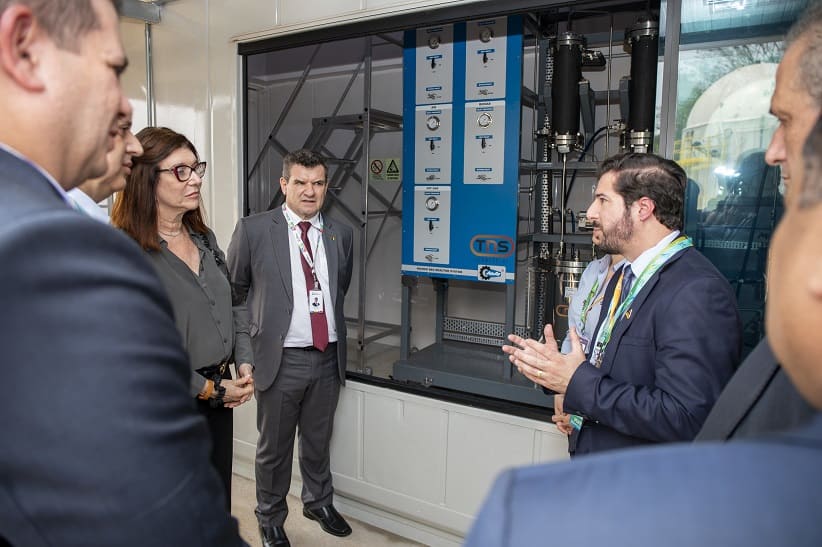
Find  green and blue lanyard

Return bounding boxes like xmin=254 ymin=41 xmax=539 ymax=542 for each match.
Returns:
xmin=568 ymin=236 xmax=693 ymax=431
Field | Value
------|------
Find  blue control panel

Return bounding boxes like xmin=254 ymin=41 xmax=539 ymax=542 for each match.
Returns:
xmin=401 ymin=17 xmax=522 ymax=284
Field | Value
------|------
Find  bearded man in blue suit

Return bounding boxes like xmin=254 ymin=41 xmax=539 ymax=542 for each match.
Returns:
xmin=505 ymin=153 xmax=741 ymax=456
xmin=466 ymin=116 xmax=822 ymax=547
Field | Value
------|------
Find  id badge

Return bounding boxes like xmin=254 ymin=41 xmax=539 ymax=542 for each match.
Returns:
xmin=308 ymin=290 xmax=324 ymax=313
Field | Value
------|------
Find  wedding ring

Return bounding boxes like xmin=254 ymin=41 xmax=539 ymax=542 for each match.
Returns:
xmin=537 ymin=370 xmax=544 ymax=379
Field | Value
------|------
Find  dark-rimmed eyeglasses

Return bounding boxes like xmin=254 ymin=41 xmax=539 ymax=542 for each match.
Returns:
xmin=158 ymin=161 xmax=207 ymax=182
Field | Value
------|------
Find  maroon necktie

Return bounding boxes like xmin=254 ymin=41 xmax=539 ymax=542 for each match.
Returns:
xmin=298 ymin=221 xmax=329 ymax=351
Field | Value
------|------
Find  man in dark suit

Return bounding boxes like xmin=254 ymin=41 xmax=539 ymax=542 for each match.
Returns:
xmin=696 ymin=2 xmax=821 ymax=442
xmin=504 ymin=153 xmax=741 ymax=456
xmin=228 ymin=149 xmax=354 ymax=547
xmin=465 ymin=114 xmax=822 ymax=547
xmin=0 ymin=1 xmax=244 ymax=546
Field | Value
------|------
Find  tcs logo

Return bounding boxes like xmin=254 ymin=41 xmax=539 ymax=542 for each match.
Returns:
xmin=470 ymin=235 xmax=514 ymax=258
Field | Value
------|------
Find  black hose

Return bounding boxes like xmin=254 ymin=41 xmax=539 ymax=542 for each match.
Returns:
xmin=563 ymin=125 xmax=608 ymax=204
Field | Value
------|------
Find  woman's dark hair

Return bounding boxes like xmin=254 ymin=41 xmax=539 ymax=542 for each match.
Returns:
xmin=597 ymin=152 xmax=687 ymax=231
xmin=111 ymin=126 xmax=208 ymax=251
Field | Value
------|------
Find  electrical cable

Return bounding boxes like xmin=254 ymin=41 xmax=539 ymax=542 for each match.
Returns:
xmin=563 ymin=124 xmax=609 ymax=204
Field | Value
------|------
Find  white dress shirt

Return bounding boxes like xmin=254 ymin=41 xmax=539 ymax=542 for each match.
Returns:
xmin=282 ymin=205 xmax=338 ymax=347
xmin=67 ymin=188 xmax=111 ymax=223
xmin=589 ymin=230 xmax=681 ymax=356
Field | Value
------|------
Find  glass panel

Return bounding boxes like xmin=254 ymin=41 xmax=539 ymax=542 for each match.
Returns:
xmin=669 ymin=0 xmax=808 ymax=355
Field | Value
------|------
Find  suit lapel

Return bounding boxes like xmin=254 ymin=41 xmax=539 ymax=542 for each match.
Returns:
xmin=270 ymin=209 xmax=294 ymax=306
xmin=600 ymin=248 xmax=688 ymax=374
xmin=322 ymin=216 xmax=340 ymax=303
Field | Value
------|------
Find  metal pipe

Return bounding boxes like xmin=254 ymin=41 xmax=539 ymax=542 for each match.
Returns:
xmin=559 ymin=153 xmax=567 ymax=258
xmin=659 ymin=2 xmax=682 ymax=159
xmin=357 ymin=36 xmax=373 ymax=352
xmin=605 ymin=14 xmax=614 ymax=157
xmin=144 ymin=23 xmax=156 ymax=126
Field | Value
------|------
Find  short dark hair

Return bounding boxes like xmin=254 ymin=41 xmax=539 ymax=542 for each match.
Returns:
xmin=786 ymin=1 xmax=822 ymax=106
xmin=282 ymin=149 xmax=328 ymax=180
xmin=800 ymin=115 xmax=822 ymax=209
xmin=112 ymin=127 xmax=208 ymax=251
xmin=597 ymin=152 xmax=687 ymax=231
xmin=0 ymin=0 xmax=121 ymax=52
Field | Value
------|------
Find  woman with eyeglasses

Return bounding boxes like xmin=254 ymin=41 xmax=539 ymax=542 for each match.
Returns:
xmin=112 ymin=126 xmax=254 ymax=508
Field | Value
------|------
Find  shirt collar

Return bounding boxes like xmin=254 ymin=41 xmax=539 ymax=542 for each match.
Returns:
xmin=67 ymin=188 xmax=110 ymax=223
xmin=627 ymin=230 xmax=680 ymax=277
xmin=0 ymin=142 xmax=72 ymax=205
xmin=283 ymin=205 xmax=321 ymax=229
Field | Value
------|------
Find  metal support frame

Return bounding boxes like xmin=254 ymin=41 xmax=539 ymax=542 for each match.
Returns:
xmin=659 ymin=0 xmax=682 ymax=159
xmin=358 ymin=37 xmax=373 ymax=362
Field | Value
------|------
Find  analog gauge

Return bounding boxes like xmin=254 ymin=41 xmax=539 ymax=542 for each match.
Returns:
xmin=479 ymin=27 xmax=494 ymax=43
xmin=428 ymin=34 xmax=441 ymax=49
xmin=477 ymin=112 xmax=493 ymax=128
xmin=426 ymin=115 xmax=441 ymax=131
xmin=425 ymin=196 xmax=440 ymax=211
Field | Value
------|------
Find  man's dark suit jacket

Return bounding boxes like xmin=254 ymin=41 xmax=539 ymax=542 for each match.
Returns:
xmin=696 ymin=338 xmax=815 ymax=440
xmin=227 ymin=206 xmax=354 ymax=391
xmin=0 ymin=150 xmax=244 ymax=546
xmin=564 ymin=245 xmax=741 ymax=455
xmin=466 ymin=413 xmax=822 ymax=547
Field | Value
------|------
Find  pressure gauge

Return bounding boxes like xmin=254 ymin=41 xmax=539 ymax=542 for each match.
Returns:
xmin=428 ymin=34 xmax=441 ymax=49
xmin=477 ymin=112 xmax=493 ymax=128
xmin=425 ymin=196 xmax=440 ymax=211
xmin=426 ymin=115 xmax=441 ymax=131
xmin=479 ymin=27 xmax=494 ymax=43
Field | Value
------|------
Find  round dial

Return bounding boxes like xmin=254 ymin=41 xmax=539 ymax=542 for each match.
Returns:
xmin=479 ymin=27 xmax=494 ymax=43
xmin=425 ymin=196 xmax=440 ymax=211
xmin=477 ymin=112 xmax=493 ymax=128
xmin=426 ymin=115 xmax=441 ymax=131
xmin=428 ymin=34 xmax=441 ymax=49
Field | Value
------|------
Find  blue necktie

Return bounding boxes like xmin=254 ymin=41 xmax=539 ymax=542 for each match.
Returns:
xmin=618 ymin=265 xmax=634 ymax=307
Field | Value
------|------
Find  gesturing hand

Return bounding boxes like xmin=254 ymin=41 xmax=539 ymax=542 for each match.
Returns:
xmin=501 ymin=325 xmax=586 ymax=394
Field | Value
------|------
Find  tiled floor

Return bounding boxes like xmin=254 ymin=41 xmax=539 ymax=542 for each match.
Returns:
xmin=231 ymin=474 xmax=425 ymax=547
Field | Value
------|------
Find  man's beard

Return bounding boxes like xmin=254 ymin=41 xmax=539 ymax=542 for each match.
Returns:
xmin=593 ymin=209 xmax=633 ymax=254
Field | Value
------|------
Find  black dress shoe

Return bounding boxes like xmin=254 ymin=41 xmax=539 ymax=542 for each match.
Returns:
xmin=302 ymin=504 xmax=352 ymax=537
xmin=259 ymin=524 xmax=290 ymax=547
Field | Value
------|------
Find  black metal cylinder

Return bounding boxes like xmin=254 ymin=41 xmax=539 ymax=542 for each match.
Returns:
xmin=551 ymin=32 xmax=584 ymax=138
xmin=627 ymin=18 xmax=659 ymax=133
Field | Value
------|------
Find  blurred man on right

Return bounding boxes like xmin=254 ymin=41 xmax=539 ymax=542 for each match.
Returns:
xmin=696 ymin=2 xmax=820 ymax=441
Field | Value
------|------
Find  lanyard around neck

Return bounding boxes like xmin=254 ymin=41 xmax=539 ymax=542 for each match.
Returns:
xmin=593 ymin=236 xmax=693 ymax=360
xmin=282 ymin=205 xmax=324 ymax=273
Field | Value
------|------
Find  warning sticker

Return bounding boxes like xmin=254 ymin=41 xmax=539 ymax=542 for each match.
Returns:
xmin=370 ymin=158 xmax=401 ymax=182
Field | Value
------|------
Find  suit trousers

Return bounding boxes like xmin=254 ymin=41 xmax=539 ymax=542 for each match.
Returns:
xmin=255 ymin=343 xmax=341 ymax=526
xmin=196 ymin=399 xmax=234 ymax=509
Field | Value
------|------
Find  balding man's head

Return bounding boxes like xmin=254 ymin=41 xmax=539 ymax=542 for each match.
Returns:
xmin=765 ymin=3 xmax=822 ymax=205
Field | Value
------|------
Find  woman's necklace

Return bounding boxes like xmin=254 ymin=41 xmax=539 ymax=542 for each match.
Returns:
xmin=158 ymin=228 xmax=183 ymax=238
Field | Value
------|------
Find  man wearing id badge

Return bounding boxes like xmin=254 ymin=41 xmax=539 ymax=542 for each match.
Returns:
xmin=504 ymin=153 xmax=741 ymax=456
xmin=228 ymin=149 xmax=354 ymax=547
